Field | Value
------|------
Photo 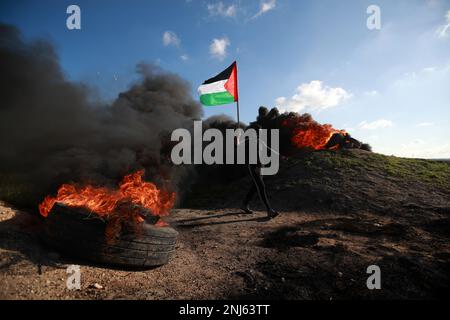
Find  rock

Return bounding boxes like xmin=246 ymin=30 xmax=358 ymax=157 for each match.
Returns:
xmin=90 ymin=283 xmax=103 ymax=290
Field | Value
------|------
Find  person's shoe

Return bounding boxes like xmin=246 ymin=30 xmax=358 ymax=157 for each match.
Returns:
xmin=267 ymin=209 xmax=279 ymax=219
xmin=241 ymin=205 xmax=254 ymax=214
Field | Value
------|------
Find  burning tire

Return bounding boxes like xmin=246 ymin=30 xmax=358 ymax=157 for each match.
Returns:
xmin=41 ymin=204 xmax=178 ymax=268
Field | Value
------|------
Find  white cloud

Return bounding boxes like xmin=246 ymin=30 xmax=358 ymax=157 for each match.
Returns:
xmin=392 ymin=62 xmax=450 ymax=88
xmin=162 ymin=31 xmax=180 ymax=47
xmin=422 ymin=67 xmax=436 ymax=72
xmin=364 ymin=90 xmax=379 ymax=96
xmin=275 ymin=80 xmax=352 ymax=113
xmin=426 ymin=0 xmax=439 ymax=8
xmin=436 ymin=10 xmax=450 ymax=38
xmin=180 ymin=54 xmax=189 ymax=61
xmin=416 ymin=122 xmax=434 ymax=127
xmin=209 ymin=37 xmax=230 ymax=60
xmin=397 ymin=141 xmax=450 ymax=159
xmin=207 ymin=2 xmax=237 ymax=17
xmin=253 ymin=0 xmax=276 ymax=19
xmin=358 ymin=119 xmax=393 ymax=130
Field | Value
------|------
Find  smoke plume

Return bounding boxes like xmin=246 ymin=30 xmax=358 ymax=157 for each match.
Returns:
xmin=0 ymin=23 xmax=203 ymax=207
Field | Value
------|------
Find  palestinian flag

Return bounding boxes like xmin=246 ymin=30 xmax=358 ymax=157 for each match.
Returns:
xmin=198 ymin=61 xmax=238 ymax=106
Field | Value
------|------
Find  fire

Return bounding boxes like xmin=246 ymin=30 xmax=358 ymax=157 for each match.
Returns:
xmin=39 ymin=170 xmax=176 ymax=220
xmin=282 ymin=115 xmax=346 ymax=151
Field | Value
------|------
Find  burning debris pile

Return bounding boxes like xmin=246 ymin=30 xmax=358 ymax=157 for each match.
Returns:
xmin=251 ymin=107 xmax=371 ymax=154
xmin=39 ymin=170 xmax=174 ymax=219
xmin=39 ymin=170 xmax=175 ymax=242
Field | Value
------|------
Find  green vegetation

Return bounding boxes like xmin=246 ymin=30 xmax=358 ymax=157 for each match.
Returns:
xmin=296 ymin=150 xmax=450 ymax=189
xmin=0 ymin=174 xmax=40 ymax=209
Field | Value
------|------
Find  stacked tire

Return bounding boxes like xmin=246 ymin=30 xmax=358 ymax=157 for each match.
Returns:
xmin=41 ymin=204 xmax=178 ymax=268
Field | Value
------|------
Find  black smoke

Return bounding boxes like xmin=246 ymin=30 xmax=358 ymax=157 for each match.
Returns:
xmin=0 ymin=23 xmax=203 ymax=208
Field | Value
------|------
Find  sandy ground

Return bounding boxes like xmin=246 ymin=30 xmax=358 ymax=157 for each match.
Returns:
xmin=1 ymin=198 xmax=449 ymax=300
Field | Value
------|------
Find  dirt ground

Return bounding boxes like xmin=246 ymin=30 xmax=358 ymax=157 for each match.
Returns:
xmin=1 ymin=151 xmax=450 ymax=299
xmin=1 ymin=199 xmax=449 ymax=300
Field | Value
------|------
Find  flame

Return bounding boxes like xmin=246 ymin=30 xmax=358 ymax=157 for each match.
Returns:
xmin=39 ymin=170 xmax=175 ymax=220
xmin=282 ymin=116 xmax=346 ymax=151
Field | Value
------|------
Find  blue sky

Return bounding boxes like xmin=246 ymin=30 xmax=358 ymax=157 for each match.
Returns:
xmin=1 ymin=0 xmax=450 ymax=158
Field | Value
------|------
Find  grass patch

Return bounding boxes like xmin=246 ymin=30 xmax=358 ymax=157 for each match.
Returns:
xmin=0 ymin=174 xmax=39 ymax=209
xmin=293 ymin=150 xmax=450 ymax=189
xmin=380 ymin=156 xmax=450 ymax=187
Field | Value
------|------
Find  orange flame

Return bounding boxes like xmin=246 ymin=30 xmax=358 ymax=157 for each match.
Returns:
xmin=282 ymin=116 xmax=346 ymax=150
xmin=39 ymin=170 xmax=175 ymax=219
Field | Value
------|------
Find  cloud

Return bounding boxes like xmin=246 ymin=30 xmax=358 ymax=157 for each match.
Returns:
xmin=207 ymin=2 xmax=237 ymax=17
xmin=416 ymin=122 xmax=434 ymax=127
xmin=392 ymin=62 xmax=450 ymax=88
xmin=426 ymin=0 xmax=439 ymax=7
xmin=253 ymin=0 xmax=276 ymax=19
xmin=209 ymin=37 xmax=230 ymax=60
xmin=436 ymin=10 xmax=450 ymax=38
xmin=364 ymin=90 xmax=379 ymax=96
xmin=358 ymin=119 xmax=393 ymax=130
xmin=422 ymin=67 xmax=436 ymax=72
xmin=180 ymin=54 xmax=189 ymax=61
xmin=397 ymin=141 xmax=450 ymax=159
xmin=162 ymin=31 xmax=180 ymax=47
xmin=403 ymin=139 xmax=425 ymax=147
xmin=275 ymin=80 xmax=352 ymax=113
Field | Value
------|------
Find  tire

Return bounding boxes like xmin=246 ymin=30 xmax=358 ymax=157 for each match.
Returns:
xmin=40 ymin=204 xmax=178 ymax=268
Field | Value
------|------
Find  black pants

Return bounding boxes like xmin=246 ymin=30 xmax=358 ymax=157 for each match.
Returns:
xmin=243 ymin=164 xmax=273 ymax=211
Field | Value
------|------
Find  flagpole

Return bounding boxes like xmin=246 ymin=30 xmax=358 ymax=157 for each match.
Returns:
xmin=236 ymin=100 xmax=240 ymax=126
xmin=235 ymin=61 xmax=240 ymax=128
xmin=235 ymin=60 xmax=241 ymax=146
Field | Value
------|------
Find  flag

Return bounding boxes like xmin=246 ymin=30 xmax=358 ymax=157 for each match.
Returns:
xmin=198 ymin=61 xmax=238 ymax=106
